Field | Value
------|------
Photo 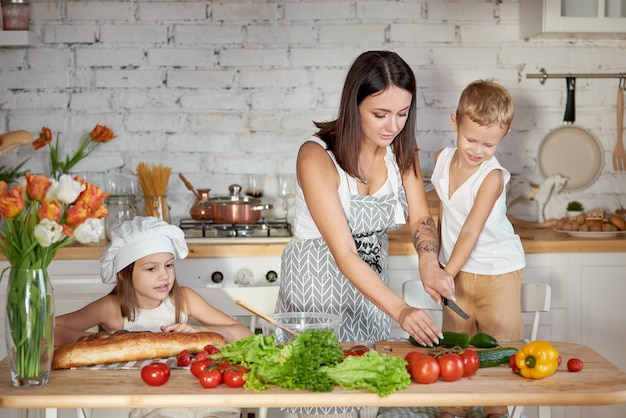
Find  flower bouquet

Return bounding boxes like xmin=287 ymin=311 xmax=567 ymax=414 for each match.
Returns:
xmin=0 ymin=173 xmax=109 ymax=386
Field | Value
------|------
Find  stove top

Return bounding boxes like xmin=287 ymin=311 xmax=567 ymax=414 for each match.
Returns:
xmin=179 ymin=218 xmax=292 ymax=239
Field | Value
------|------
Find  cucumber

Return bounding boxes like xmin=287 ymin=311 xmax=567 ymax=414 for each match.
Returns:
xmin=408 ymin=331 xmax=469 ymax=348
xmin=469 ymin=332 xmax=499 ymax=348
xmin=477 ymin=347 xmax=518 ymax=368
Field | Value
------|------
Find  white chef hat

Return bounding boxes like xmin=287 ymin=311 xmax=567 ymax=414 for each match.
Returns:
xmin=100 ymin=216 xmax=188 ymax=284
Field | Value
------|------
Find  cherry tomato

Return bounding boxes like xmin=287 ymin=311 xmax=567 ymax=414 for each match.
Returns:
xmin=141 ymin=362 xmax=171 ymax=386
xmin=410 ymin=355 xmax=440 ymax=384
xmin=177 ymin=350 xmax=191 ymax=367
xmin=223 ymin=365 xmax=248 ymax=388
xmin=195 ymin=351 xmax=209 ymax=362
xmin=509 ymin=354 xmax=520 ymax=374
xmin=343 ymin=345 xmax=370 ymax=357
xmin=460 ymin=349 xmax=479 ymax=377
xmin=204 ymin=344 xmax=221 ymax=354
xmin=404 ymin=351 xmax=424 ymax=373
xmin=567 ymin=358 xmax=584 ymax=372
xmin=438 ymin=353 xmax=464 ymax=382
xmin=198 ymin=368 xmax=222 ymax=389
xmin=190 ymin=359 xmax=211 ymax=378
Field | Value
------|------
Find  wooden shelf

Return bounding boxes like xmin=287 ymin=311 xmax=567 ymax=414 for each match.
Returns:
xmin=0 ymin=30 xmax=33 ymax=46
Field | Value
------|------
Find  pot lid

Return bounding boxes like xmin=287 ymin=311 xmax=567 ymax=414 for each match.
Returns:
xmin=208 ymin=184 xmax=262 ymax=205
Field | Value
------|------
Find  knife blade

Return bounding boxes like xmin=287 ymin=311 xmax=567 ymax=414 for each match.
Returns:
xmin=442 ymin=297 xmax=469 ymax=320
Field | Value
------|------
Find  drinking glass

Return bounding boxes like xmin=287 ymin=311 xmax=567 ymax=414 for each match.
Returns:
xmin=277 ymin=173 xmax=295 ymax=221
xmin=245 ymin=174 xmax=266 ymax=198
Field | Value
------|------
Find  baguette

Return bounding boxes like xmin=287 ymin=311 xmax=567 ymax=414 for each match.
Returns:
xmin=52 ymin=330 xmax=226 ymax=369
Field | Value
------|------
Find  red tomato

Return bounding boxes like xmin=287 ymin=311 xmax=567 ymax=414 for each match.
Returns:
xmin=177 ymin=350 xmax=191 ymax=367
xmin=223 ymin=365 xmax=248 ymax=388
xmin=460 ymin=349 xmax=479 ymax=377
xmin=198 ymin=368 xmax=222 ymax=389
xmin=438 ymin=353 xmax=464 ymax=382
xmin=509 ymin=355 xmax=520 ymax=374
xmin=141 ymin=362 xmax=171 ymax=386
xmin=404 ymin=351 xmax=424 ymax=373
xmin=190 ymin=359 xmax=211 ymax=378
xmin=410 ymin=355 xmax=440 ymax=384
xmin=195 ymin=351 xmax=209 ymax=362
xmin=567 ymin=358 xmax=584 ymax=372
xmin=204 ymin=344 xmax=221 ymax=354
xmin=343 ymin=345 xmax=370 ymax=357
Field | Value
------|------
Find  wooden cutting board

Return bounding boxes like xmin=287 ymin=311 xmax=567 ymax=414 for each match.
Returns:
xmin=374 ymin=340 xmax=428 ymax=358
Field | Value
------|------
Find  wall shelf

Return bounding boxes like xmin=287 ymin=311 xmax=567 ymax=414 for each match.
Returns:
xmin=0 ymin=30 xmax=34 ymax=46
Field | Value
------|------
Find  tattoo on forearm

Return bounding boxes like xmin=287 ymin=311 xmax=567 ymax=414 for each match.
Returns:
xmin=413 ymin=218 xmax=439 ymax=254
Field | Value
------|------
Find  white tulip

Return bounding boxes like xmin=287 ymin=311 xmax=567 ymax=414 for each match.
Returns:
xmin=74 ymin=218 xmax=104 ymax=244
xmin=46 ymin=174 xmax=85 ymax=204
xmin=34 ymin=219 xmax=64 ymax=248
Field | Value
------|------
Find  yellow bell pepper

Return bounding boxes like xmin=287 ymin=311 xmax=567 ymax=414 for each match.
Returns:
xmin=515 ymin=340 xmax=560 ymax=379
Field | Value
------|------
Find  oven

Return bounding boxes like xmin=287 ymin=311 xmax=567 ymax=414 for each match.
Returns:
xmin=175 ymin=219 xmax=292 ymax=331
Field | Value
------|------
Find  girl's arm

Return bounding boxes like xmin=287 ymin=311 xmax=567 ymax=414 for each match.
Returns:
xmin=162 ymin=287 xmax=252 ymax=343
xmin=298 ymin=142 xmax=441 ymax=346
xmin=404 ymin=152 xmax=455 ymax=304
xmin=443 ymin=169 xmax=503 ymax=277
xmin=54 ymin=295 xmax=124 ymax=347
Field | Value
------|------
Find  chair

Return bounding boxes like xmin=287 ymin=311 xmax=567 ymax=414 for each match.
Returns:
xmin=402 ymin=280 xmax=552 ymax=418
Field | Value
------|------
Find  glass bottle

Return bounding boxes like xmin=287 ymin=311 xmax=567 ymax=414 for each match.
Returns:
xmin=104 ymin=194 xmax=137 ymax=240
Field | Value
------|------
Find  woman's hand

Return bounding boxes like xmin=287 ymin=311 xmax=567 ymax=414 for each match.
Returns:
xmin=420 ymin=261 xmax=455 ymax=305
xmin=160 ymin=323 xmax=199 ymax=333
xmin=398 ymin=306 xmax=443 ymax=347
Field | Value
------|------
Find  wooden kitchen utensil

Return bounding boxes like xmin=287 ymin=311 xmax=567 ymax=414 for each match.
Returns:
xmin=0 ymin=130 xmax=34 ymax=156
xmin=613 ymin=83 xmax=625 ymax=171
xmin=178 ymin=173 xmax=200 ymax=199
xmin=234 ymin=300 xmax=298 ymax=337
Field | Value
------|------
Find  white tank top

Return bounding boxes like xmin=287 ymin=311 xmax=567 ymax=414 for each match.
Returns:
xmin=122 ymin=296 xmax=189 ymax=332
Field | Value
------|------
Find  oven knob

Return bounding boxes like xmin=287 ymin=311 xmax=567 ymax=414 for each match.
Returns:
xmin=235 ymin=268 xmax=254 ymax=286
xmin=265 ymin=270 xmax=278 ymax=283
xmin=210 ymin=271 xmax=224 ymax=284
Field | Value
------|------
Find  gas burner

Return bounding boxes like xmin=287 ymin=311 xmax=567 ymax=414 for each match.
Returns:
xmin=179 ymin=218 xmax=292 ymax=239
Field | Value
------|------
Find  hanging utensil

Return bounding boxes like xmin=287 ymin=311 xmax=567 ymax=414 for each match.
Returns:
xmin=538 ymin=77 xmax=604 ymax=190
xmin=0 ymin=130 xmax=34 ymax=156
xmin=235 ymin=300 xmax=298 ymax=337
xmin=178 ymin=173 xmax=200 ymax=199
xmin=613 ymin=79 xmax=625 ymax=171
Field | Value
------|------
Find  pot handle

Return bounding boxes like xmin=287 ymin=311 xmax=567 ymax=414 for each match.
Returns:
xmin=564 ymin=76 xmax=576 ymax=124
xmin=252 ymin=204 xmax=273 ymax=211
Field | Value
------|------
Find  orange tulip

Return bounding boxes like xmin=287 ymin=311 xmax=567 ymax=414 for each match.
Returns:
xmin=0 ymin=181 xmax=8 ymax=195
xmin=0 ymin=185 xmax=25 ymax=219
xmin=65 ymin=202 xmax=89 ymax=228
xmin=38 ymin=200 xmax=62 ymax=223
xmin=25 ymin=173 xmax=53 ymax=202
xmin=32 ymin=126 xmax=53 ymax=151
xmin=90 ymin=124 xmax=116 ymax=143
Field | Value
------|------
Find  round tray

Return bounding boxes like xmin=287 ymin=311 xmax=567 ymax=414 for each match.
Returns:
xmin=553 ymin=228 xmax=626 ymax=238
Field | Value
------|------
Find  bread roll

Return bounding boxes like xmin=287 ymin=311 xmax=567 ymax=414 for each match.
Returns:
xmin=608 ymin=215 xmax=626 ymax=231
xmin=52 ymin=330 xmax=226 ymax=369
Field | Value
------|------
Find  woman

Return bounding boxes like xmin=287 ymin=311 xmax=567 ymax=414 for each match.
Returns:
xmin=275 ymin=50 xmax=455 ymax=417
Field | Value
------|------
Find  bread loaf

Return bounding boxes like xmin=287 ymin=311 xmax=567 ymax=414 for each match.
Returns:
xmin=52 ymin=330 xmax=226 ymax=369
xmin=608 ymin=215 xmax=626 ymax=231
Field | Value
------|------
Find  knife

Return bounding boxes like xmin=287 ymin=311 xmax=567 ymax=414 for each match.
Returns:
xmin=442 ymin=297 xmax=469 ymax=320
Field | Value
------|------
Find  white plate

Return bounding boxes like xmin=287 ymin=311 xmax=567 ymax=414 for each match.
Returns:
xmin=553 ymin=228 xmax=626 ymax=238
xmin=538 ymin=125 xmax=604 ymax=191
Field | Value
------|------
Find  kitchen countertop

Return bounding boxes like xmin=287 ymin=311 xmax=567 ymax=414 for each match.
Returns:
xmin=1 ymin=341 xmax=625 ymax=410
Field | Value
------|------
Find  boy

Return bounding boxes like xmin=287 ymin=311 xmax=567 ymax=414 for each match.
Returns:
xmin=431 ymin=80 xmax=525 ymax=418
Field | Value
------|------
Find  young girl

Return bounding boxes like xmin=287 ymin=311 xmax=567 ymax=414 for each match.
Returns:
xmin=55 ymin=216 xmax=252 ymax=346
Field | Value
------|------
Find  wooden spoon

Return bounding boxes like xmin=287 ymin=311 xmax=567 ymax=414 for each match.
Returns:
xmin=235 ymin=300 xmax=298 ymax=337
xmin=178 ymin=173 xmax=200 ymax=199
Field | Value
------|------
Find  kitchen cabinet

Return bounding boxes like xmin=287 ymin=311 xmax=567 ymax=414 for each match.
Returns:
xmin=0 ymin=30 xmax=34 ymax=46
xmin=520 ymin=0 xmax=626 ymax=37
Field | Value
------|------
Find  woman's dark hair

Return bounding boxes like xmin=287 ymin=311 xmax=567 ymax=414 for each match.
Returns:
xmin=314 ymin=50 xmax=419 ymax=177
xmin=111 ymin=263 xmax=187 ymax=323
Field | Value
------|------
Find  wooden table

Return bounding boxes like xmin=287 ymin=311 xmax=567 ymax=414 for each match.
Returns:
xmin=1 ymin=342 xmax=625 ymax=412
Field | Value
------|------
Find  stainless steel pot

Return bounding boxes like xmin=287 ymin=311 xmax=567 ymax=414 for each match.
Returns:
xmin=204 ymin=184 xmax=273 ymax=224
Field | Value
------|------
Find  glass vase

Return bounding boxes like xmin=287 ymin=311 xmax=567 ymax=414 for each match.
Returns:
xmin=4 ymin=268 xmax=55 ymax=387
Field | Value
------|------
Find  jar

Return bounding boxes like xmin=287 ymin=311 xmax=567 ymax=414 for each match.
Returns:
xmin=143 ymin=194 xmax=170 ymax=223
xmin=1 ymin=0 xmax=29 ymax=31
xmin=105 ymin=194 xmax=137 ymax=240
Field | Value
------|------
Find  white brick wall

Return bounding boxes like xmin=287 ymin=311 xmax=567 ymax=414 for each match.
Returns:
xmin=1 ymin=0 xmax=625 ymax=224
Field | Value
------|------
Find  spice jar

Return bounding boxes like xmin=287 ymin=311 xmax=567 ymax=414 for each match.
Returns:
xmin=1 ymin=0 xmax=29 ymax=31
xmin=105 ymin=194 xmax=137 ymax=240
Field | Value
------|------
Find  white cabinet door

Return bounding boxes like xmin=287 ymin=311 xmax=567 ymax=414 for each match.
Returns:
xmin=520 ymin=0 xmax=626 ymax=36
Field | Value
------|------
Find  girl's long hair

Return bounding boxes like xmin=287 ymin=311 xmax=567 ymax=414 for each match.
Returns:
xmin=314 ymin=50 xmax=419 ymax=177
